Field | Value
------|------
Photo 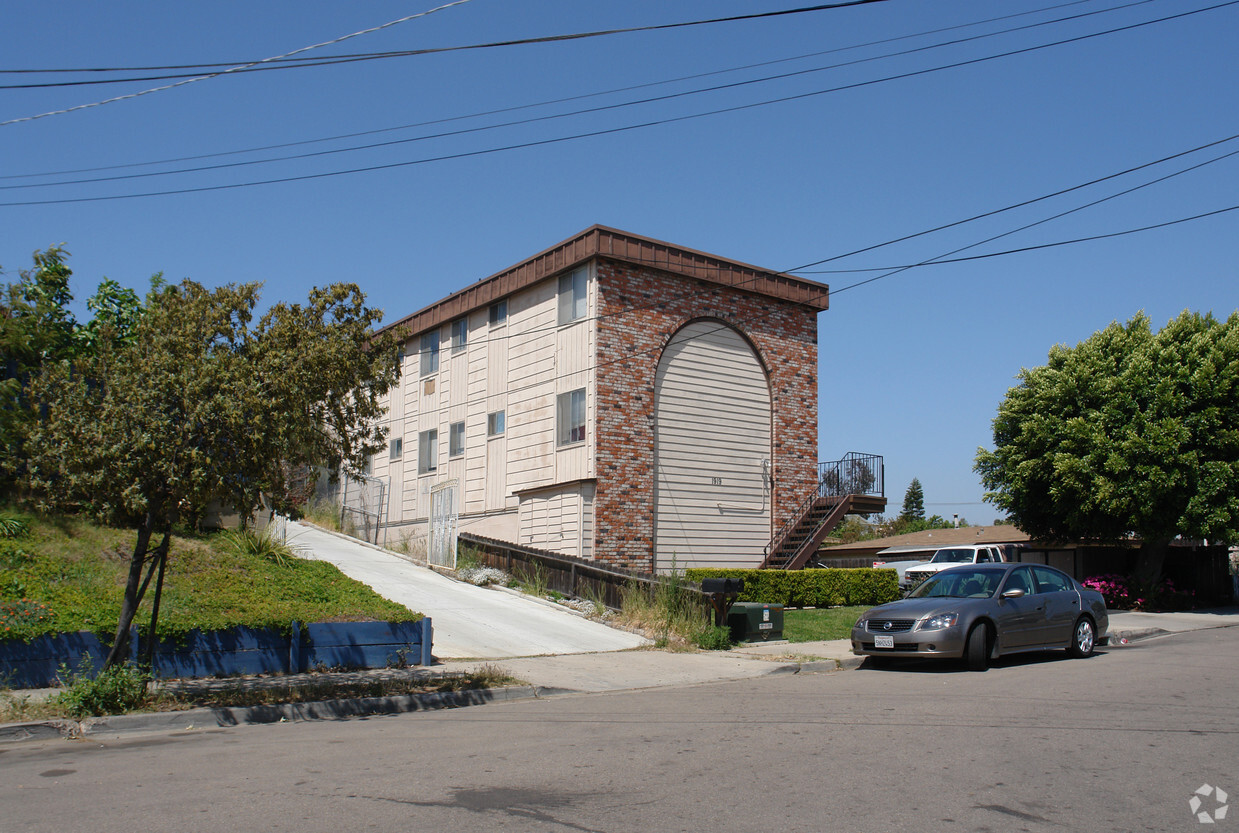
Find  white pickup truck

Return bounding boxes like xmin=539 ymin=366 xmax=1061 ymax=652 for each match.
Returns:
xmin=899 ymin=545 xmax=1009 ymax=590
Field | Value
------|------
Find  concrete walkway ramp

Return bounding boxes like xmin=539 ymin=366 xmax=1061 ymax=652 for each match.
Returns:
xmin=286 ymin=522 xmax=649 ymax=660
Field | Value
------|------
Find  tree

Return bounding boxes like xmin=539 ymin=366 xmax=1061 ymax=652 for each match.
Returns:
xmin=2 ymin=248 xmax=78 ymax=488
xmin=2 ymin=248 xmax=145 ymax=494
xmin=24 ymin=279 xmax=401 ymax=666
xmin=899 ymin=478 xmax=925 ymax=522
xmin=975 ymin=311 xmax=1239 ymax=584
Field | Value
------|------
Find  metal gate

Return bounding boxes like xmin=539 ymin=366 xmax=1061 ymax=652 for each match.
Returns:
xmin=339 ymin=472 xmax=388 ymax=545
xmin=429 ymin=480 xmax=459 ymax=569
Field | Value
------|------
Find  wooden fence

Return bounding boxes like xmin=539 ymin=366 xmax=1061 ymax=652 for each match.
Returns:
xmin=458 ymin=533 xmax=675 ymax=610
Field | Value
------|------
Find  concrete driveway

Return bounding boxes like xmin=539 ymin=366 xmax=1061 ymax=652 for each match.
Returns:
xmin=285 ymin=521 xmax=649 ymax=660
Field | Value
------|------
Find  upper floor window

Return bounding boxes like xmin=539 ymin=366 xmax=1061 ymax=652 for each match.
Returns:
xmin=420 ymin=331 xmax=440 ymax=376
xmin=556 ymin=388 xmax=586 ymax=446
xmin=449 ymin=421 xmax=465 ymax=457
xmin=487 ymin=410 xmax=505 ymax=437
xmin=389 ymin=437 xmax=403 ymax=460
xmin=418 ymin=429 xmax=438 ymax=474
xmin=488 ymin=300 xmax=508 ymax=327
xmin=450 ymin=318 xmax=467 ymax=353
xmin=557 ymin=267 xmax=588 ymax=325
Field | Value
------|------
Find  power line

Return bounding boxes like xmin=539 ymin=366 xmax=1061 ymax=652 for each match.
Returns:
xmin=0 ymin=0 xmax=1113 ymax=182
xmin=0 ymin=0 xmax=477 ymax=127
xmin=5 ymin=0 xmax=1233 ymax=207
xmin=371 ymin=155 xmax=1239 ymax=430
xmin=1 ymin=0 xmax=1165 ymax=193
xmin=1 ymin=1 xmax=891 ymax=85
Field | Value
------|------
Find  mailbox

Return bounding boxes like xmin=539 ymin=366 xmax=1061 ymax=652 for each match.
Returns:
xmin=700 ymin=578 xmax=744 ymax=626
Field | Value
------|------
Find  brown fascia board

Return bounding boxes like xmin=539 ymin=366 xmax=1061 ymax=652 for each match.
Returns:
xmin=379 ymin=225 xmax=830 ymax=341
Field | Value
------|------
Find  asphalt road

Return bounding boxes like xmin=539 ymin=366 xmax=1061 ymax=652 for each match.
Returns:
xmin=2 ymin=628 xmax=1236 ymax=833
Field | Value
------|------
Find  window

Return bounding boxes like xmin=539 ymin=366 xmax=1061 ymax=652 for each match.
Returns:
xmin=418 ymin=429 xmax=438 ymax=474
xmin=557 ymin=266 xmax=588 ymax=325
xmin=488 ymin=300 xmax=507 ymax=326
xmin=487 ymin=410 xmax=506 ymax=437
xmin=389 ymin=438 xmax=403 ymax=460
xmin=449 ymin=421 xmax=465 ymax=457
xmin=420 ymin=331 xmax=439 ymax=376
xmin=1032 ymin=566 xmax=1072 ymax=594
xmin=450 ymin=318 xmax=467 ymax=352
xmin=556 ymin=388 xmax=586 ymax=446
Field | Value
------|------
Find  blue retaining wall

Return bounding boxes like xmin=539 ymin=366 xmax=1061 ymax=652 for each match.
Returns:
xmin=0 ymin=618 xmax=433 ymax=689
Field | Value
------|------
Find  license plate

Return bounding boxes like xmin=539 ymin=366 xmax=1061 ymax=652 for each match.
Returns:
xmin=875 ymin=635 xmax=894 ymax=649
xmin=758 ymin=623 xmax=772 ymax=630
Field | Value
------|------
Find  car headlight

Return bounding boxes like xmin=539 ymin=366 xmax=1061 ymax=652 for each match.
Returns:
xmin=853 ymin=618 xmax=869 ymax=632
xmin=921 ymin=612 xmax=959 ymax=630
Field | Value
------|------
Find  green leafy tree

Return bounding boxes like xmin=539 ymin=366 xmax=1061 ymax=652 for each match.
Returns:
xmin=899 ymin=477 xmax=925 ymax=522
xmin=975 ymin=311 xmax=1239 ymax=584
xmin=24 ymin=279 xmax=401 ymax=666
xmin=2 ymin=248 xmax=147 ymax=494
xmin=2 ymin=248 xmax=78 ymax=485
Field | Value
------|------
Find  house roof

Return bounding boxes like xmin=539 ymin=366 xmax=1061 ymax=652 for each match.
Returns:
xmin=380 ymin=225 xmax=831 ymax=341
xmin=823 ymin=525 xmax=1034 ymax=559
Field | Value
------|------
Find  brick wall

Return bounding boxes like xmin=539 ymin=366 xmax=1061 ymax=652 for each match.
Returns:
xmin=593 ymin=259 xmax=820 ymax=571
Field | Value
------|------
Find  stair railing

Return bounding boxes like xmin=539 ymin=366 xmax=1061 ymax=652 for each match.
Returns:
xmin=764 ymin=452 xmax=884 ymax=563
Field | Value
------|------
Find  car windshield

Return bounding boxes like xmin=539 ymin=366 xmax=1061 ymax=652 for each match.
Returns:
xmin=909 ymin=569 xmax=998 ymax=599
xmin=931 ymin=549 xmax=975 ymax=563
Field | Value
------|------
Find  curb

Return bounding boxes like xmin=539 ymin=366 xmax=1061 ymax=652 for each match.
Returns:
xmin=0 ymin=685 xmax=539 ymax=744
xmin=1108 ymin=627 xmax=1170 ymax=646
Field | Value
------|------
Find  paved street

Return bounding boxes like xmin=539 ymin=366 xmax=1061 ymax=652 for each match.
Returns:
xmin=3 ymin=627 xmax=1236 ymax=833
xmin=285 ymin=521 xmax=649 ymax=658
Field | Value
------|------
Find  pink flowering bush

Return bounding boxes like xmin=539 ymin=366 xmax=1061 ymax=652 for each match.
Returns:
xmin=1081 ymin=574 xmax=1196 ymax=611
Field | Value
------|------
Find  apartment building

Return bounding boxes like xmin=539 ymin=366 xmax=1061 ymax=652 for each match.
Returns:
xmin=372 ymin=226 xmax=829 ymax=573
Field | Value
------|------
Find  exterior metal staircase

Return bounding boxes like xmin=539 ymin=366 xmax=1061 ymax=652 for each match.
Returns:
xmin=761 ymin=452 xmax=886 ymax=570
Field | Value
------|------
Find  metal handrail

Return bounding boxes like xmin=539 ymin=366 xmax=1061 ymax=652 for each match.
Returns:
xmin=764 ymin=452 xmax=884 ymax=559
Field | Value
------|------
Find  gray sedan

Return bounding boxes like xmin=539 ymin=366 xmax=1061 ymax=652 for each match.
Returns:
xmin=851 ymin=563 xmax=1109 ymax=671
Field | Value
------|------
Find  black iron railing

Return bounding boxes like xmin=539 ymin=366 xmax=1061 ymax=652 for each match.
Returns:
xmin=818 ymin=452 xmax=884 ymax=499
xmin=764 ymin=452 xmax=884 ymax=560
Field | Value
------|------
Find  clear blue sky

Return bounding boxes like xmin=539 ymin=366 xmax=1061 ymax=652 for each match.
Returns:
xmin=3 ymin=0 xmax=1236 ymax=522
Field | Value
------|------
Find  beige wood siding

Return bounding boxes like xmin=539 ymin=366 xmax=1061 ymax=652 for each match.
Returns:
xmin=654 ymin=320 xmax=771 ymax=571
xmin=373 ymin=265 xmax=595 ymax=541
xmin=518 ymin=482 xmax=594 ymax=558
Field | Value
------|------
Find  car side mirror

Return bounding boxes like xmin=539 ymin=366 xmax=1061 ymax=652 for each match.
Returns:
xmin=1001 ymin=588 xmax=1025 ymax=599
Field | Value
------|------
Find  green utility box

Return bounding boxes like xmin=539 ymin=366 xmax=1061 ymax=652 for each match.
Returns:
xmin=726 ymin=602 xmax=784 ymax=643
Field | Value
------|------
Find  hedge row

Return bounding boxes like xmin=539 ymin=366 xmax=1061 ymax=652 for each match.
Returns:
xmin=685 ymin=567 xmax=900 ymax=608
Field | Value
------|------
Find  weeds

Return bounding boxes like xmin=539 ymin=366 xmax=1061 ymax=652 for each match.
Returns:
xmin=0 ymin=665 xmax=524 ymax=722
xmin=52 ymin=657 xmax=154 ymax=718
xmin=693 ymin=624 xmax=734 ymax=651
xmin=616 ymin=562 xmax=708 ymax=648
xmin=514 ymin=560 xmax=550 ymax=598
xmin=303 ymin=497 xmax=342 ymax=532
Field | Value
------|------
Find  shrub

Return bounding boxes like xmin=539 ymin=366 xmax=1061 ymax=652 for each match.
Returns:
xmin=53 ymin=657 xmax=152 ymax=717
xmin=1082 ymin=574 xmax=1197 ymax=611
xmin=457 ymin=566 xmax=511 ymax=587
xmin=0 ymin=514 xmax=31 ymax=539
xmin=1 ymin=598 xmax=54 ymax=637
xmin=218 ymin=526 xmax=301 ymax=567
xmin=684 ymin=567 xmax=899 ymax=608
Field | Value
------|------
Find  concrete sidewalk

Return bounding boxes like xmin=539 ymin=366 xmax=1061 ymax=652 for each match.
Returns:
xmin=448 ymin=606 xmax=1239 ymax=693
